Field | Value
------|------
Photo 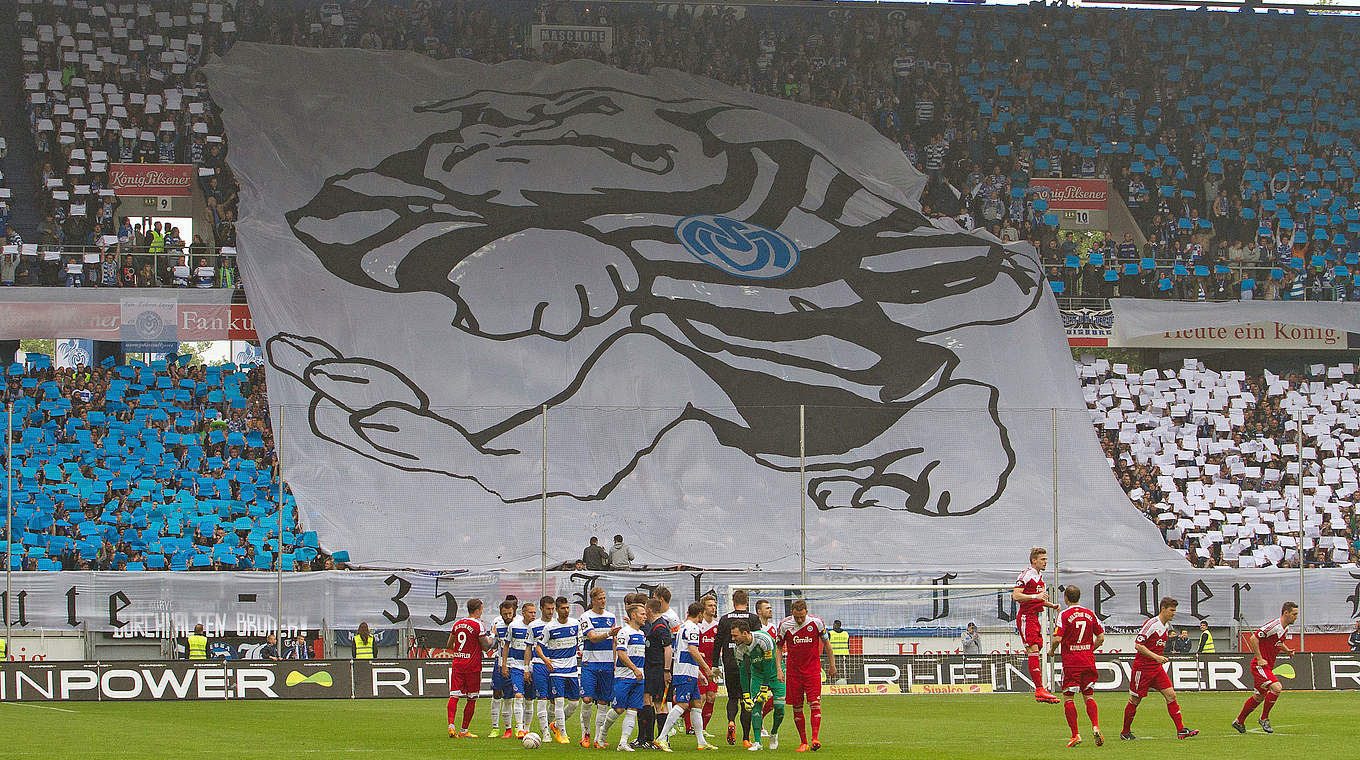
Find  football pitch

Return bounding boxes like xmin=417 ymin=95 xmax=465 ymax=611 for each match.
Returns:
xmin=4 ymin=692 xmax=1356 ymax=759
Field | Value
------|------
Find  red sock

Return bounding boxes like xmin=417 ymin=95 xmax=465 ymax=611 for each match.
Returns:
xmin=1064 ymin=700 xmax=1079 ymax=737
xmin=462 ymin=698 xmax=477 ymax=730
xmin=1028 ymin=654 xmax=1043 ymax=688
xmin=762 ymin=698 xmax=773 ymax=717
xmin=1236 ymin=695 xmax=1259 ymax=724
xmin=793 ymin=707 xmax=807 ymax=743
xmin=447 ymin=696 xmax=459 ymax=726
xmin=1261 ymin=692 xmax=1278 ymax=719
xmin=1166 ymin=700 xmax=1185 ymax=732
xmin=1122 ymin=701 xmax=1137 ymax=734
xmin=809 ymin=701 xmax=822 ymax=742
xmin=702 ymin=702 xmax=714 ymax=727
xmin=1084 ymin=695 xmax=1099 ymax=729
xmin=684 ymin=709 xmax=692 ymax=730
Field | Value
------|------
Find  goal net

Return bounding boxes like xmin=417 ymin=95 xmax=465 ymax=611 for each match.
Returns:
xmin=732 ymin=584 xmax=1050 ymax=695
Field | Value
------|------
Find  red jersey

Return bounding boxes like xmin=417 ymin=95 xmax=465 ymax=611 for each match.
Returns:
xmin=1132 ymin=616 xmax=1170 ymax=669
xmin=1014 ymin=567 xmax=1046 ymax=617
xmin=449 ymin=617 xmax=489 ymax=672
xmin=1253 ymin=617 xmax=1290 ymax=669
xmin=1053 ymin=605 xmax=1104 ymax=669
xmin=698 ymin=619 xmax=718 ymax=662
xmin=776 ymin=615 xmax=828 ymax=680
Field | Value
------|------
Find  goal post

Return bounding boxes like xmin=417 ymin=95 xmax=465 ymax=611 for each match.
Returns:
xmin=731 ymin=583 xmax=1052 ymax=695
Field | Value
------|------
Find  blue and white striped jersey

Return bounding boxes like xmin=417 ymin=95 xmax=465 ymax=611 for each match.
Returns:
xmin=529 ymin=618 xmax=549 ymax=665
xmin=674 ymin=620 xmax=702 ymax=680
xmin=539 ymin=617 xmax=583 ymax=677
xmin=614 ymin=624 xmax=646 ymax=681
xmin=506 ymin=618 xmax=532 ymax=671
xmin=580 ymin=609 xmax=618 ymax=667
xmin=492 ymin=617 xmax=513 ymax=666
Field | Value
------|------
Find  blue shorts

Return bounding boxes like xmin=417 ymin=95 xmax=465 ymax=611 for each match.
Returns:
xmin=491 ymin=666 xmax=511 ymax=694
xmin=672 ymin=675 xmax=700 ymax=704
xmin=550 ymin=674 xmax=581 ymax=700
xmin=532 ymin=663 xmax=551 ymax=698
xmin=508 ymin=668 xmax=527 ymax=695
xmin=613 ymin=678 xmax=645 ymax=711
xmin=581 ymin=665 xmax=613 ymax=702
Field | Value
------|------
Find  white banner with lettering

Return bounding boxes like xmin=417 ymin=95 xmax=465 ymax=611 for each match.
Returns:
xmin=1111 ymin=298 xmax=1360 ymax=348
xmin=3 ymin=568 xmax=1357 ymax=634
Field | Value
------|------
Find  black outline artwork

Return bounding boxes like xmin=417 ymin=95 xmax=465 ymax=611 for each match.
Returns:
xmin=267 ymin=86 xmax=1045 ymax=518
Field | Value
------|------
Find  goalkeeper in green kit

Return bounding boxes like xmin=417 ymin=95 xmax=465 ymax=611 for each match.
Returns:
xmin=732 ymin=619 xmax=785 ymax=751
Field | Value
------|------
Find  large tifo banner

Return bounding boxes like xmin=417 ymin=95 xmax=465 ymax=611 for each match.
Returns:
xmin=205 ymin=44 xmax=1178 ymax=570
xmin=6 ymin=569 xmax=1360 ymax=633
xmin=4 ymin=655 xmax=1360 ymax=701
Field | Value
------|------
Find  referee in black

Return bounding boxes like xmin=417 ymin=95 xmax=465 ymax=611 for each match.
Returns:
xmin=712 ymin=589 xmax=760 ymax=746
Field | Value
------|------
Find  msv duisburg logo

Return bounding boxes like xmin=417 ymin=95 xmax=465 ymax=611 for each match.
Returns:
xmin=675 ymin=215 xmax=800 ymax=279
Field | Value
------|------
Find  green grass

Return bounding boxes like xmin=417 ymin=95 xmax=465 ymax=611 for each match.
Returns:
xmin=2 ymin=693 xmax=1354 ymax=759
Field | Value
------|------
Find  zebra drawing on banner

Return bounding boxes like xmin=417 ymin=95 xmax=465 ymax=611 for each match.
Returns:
xmin=265 ymin=87 xmax=1045 ymax=517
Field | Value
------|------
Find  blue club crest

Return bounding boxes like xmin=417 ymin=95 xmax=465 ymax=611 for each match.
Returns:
xmin=675 ymin=215 xmax=800 ymax=279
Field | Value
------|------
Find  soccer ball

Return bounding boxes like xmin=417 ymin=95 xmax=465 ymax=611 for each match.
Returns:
xmin=522 ymin=732 xmax=542 ymax=749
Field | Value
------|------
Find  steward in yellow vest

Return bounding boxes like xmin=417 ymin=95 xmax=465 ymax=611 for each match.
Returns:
xmin=354 ymin=621 xmax=375 ymax=659
xmin=187 ymin=623 xmax=208 ymax=660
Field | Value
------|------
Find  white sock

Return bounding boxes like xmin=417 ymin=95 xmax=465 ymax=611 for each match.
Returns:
xmin=619 ymin=711 xmax=636 ymax=745
xmin=578 ymin=701 xmax=589 ymax=737
xmin=538 ymin=700 xmax=550 ymax=734
xmin=555 ymin=697 xmax=567 ymax=728
xmin=691 ymin=707 xmax=707 ymax=746
xmin=602 ymin=708 xmax=621 ymax=740
xmin=659 ymin=705 xmax=685 ymax=742
xmin=502 ymin=697 xmax=513 ymax=729
xmin=514 ymin=696 xmax=525 ymax=732
xmin=566 ymin=699 xmax=579 ymax=718
xmin=490 ymin=697 xmax=501 ymax=729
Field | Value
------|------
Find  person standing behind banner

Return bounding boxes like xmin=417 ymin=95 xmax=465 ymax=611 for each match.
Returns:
xmin=961 ymin=622 xmax=981 ymax=655
xmin=1197 ymin=621 xmax=1215 ymax=653
xmin=186 ymin=623 xmax=209 ymax=660
xmin=354 ymin=622 xmax=376 ymax=659
xmin=284 ymin=633 xmax=310 ymax=660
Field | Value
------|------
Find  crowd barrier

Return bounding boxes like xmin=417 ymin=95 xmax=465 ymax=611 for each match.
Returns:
xmin=3 ymin=653 xmax=1359 ymax=701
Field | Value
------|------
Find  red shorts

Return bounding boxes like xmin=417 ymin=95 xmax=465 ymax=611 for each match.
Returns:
xmin=450 ymin=667 xmax=482 ymax=698
xmin=1251 ymin=660 xmax=1279 ymax=695
xmin=1016 ymin=612 xmax=1043 ymax=648
xmin=1061 ymin=665 xmax=1098 ymax=694
xmin=1129 ymin=665 xmax=1171 ymax=698
xmin=785 ymin=673 xmax=822 ymax=707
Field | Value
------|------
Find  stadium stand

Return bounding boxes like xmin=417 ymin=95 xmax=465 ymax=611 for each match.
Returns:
xmin=1081 ymin=357 xmax=1360 ymax=569
xmin=3 ymin=0 xmax=1357 ymax=570
xmin=0 ymin=353 xmax=344 ymax=572
xmin=8 ymin=1 xmax=1360 ymax=299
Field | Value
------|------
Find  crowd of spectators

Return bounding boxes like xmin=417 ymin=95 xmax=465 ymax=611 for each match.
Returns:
xmin=11 ymin=0 xmax=1360 ymax=301
xmin=11 ymin=0 xmax=240 ymax=285
xmin=1082 ymin=357 xmax=1360 ymax=569
xmin=0 ymin=351 xmax=346 ymax=571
